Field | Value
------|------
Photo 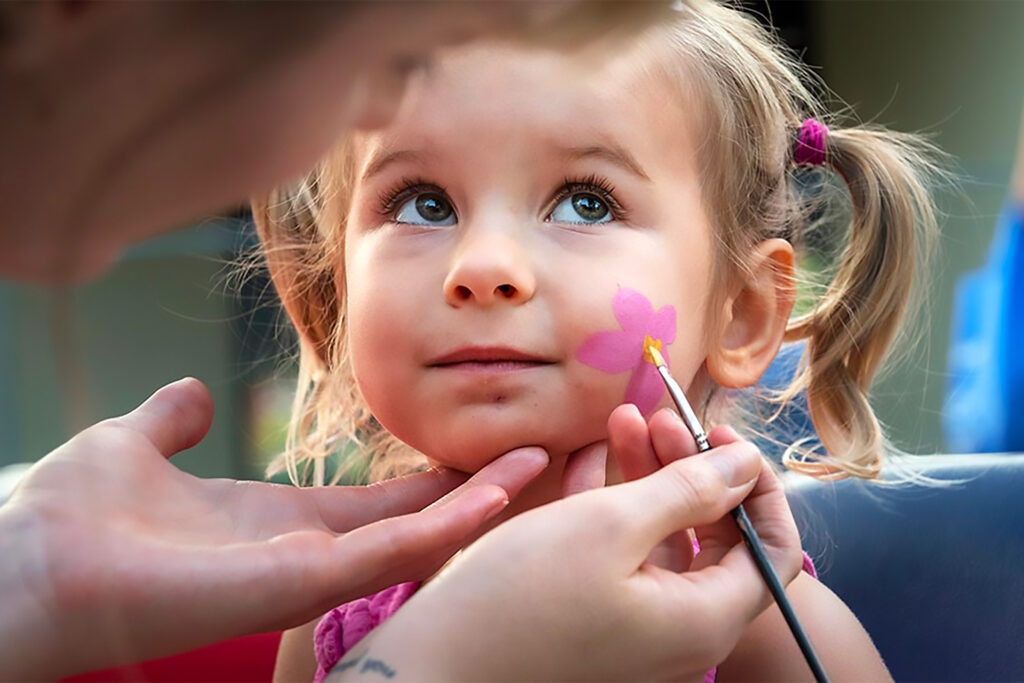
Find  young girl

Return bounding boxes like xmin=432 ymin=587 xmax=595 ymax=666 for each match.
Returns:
xmin=254 ymin=1 xmax=940 ymax=679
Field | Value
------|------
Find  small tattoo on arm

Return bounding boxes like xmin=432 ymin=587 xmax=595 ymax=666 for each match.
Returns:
xmin=335 ymin=654 xmax=363 ymax=672
xmin=330 ymin=651 xmax=397 ymax=680
xmin=360 ymin=657 xmax=396 ymax=678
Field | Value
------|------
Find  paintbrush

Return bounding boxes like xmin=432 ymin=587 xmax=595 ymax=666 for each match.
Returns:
xmin=645 ymin=342 xmax=829 ymax=683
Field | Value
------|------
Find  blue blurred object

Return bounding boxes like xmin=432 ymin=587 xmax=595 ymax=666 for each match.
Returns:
xmin=945 ymin=202 xmax=1024 ymax=452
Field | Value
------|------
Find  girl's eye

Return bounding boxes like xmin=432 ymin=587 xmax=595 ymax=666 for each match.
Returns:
xmin=394 ymin=192 xmax=456 ymax=226
xmin=549 ymin=192 xmax=612 ymax=224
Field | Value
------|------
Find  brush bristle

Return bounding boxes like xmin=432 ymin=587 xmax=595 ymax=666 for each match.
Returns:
xmin=645 ymin=341 xmax=667 ymax=368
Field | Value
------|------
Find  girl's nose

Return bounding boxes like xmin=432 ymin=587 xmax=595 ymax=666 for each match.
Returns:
xmin=443 ymin=228 xmax=536 ymax=308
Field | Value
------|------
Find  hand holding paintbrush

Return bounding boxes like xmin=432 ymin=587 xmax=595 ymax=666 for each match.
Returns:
xmin=625 ymin=342 xmax=830 ymax=682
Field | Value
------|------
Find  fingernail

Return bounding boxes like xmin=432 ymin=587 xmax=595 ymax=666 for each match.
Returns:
xmin=506 ymin=447 xmax=550 ymax=471
xmin=435 ymin=482 xmax=505 ymax=512
xmin=482 ymin=490 xmax=510 ymax=522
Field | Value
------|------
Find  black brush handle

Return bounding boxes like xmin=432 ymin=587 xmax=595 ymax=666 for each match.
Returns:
xmin=653 ymin=361 xmax=829 ymax=682
xmin=731 ymin=503 xmax=829 ymax=683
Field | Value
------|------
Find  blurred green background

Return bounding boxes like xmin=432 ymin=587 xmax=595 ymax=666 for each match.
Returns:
xmin=2 ymin=1 xmax=1022 ymax=479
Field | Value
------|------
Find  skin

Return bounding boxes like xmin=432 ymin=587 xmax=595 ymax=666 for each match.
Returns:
xmin=332 ymin=426 xmax=801 ymax=683
xmin=344 ymin=45 xmax=715 ymax=476
xmin=0 ymin=4 xmax=579 ymax=675
xmin=0 ymin=378 xmax=550 ymax=680
xmin=0 ymin=1 xmax=589 ymax=283
xmin=0 ymin=2 xmax=809 ymax=678
xmin=277 ymin=43 xmax=890 ymax=681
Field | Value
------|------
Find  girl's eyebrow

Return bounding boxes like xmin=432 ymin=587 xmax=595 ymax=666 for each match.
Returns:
xmin=563 ymin=145 xmax=651 ymax=182
xmin=361 ymin=147 xmax=424 ymax=183
xmin=359 ymin=143 xmax=650 ymax=184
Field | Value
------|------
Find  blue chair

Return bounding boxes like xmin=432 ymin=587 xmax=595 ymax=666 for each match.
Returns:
xmin=786 ymin=453 xmax=1024 ymax=682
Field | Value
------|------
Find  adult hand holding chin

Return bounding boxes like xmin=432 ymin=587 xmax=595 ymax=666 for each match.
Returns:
xmin=329 ymin=413 xmax=802 ymax=682
xmin=0 ymin=378 xmax=548 ymax=680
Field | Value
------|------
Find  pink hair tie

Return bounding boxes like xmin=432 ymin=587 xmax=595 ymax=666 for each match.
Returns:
xmin=794 ymin=118 xmax=828 ymax=166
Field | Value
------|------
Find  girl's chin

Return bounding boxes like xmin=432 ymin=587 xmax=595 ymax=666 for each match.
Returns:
xmin=420 ymin=440 xmax=581 ymax=476
xmin=418 ymin=444 xmax=531 ymax=474
xmin=404 ymin=414 xmax=610 ymax=473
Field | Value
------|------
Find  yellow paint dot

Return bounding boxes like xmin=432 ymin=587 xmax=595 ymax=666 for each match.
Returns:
xmin=642 ymin=335 xmax=663 ymax=364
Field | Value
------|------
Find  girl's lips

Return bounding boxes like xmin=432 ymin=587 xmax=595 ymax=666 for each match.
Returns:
xmin=432 ymin=359 xmax=554 ymax=373
xmin=427 ymin=346 xmax=557 ymax=366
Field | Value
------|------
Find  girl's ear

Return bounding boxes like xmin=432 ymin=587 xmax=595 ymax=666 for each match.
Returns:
xmin=706 ymin=239 xmax=796 ymax=389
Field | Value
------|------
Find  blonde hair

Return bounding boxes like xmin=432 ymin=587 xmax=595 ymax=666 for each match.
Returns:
xmin=252 ymin=0 xmax=943 ymax=486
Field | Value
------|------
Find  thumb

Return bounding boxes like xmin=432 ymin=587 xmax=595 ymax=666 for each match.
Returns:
xmin=562 ymin=441 xmax=607 ymax=497
xmin=114 ymin=378 xmax=214 ymax=458
xmin=606 ymin=441 xmax=762 ymax=562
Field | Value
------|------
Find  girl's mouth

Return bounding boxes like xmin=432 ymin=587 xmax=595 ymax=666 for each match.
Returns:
xmin=427 ymin=346 xmax=557 ymax=372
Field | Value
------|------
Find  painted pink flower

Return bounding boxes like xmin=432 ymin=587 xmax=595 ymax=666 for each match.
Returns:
xmin=576 ymin=288 xmax=676 ymax=415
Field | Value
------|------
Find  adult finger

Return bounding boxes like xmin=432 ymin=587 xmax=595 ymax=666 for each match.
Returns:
xmin=111 ymin=377 xmax=214 ymax=458
xmin=647 ymin=407 xmax=698 ymax=467
xmin=638 ymin=538 xmax=777 ymax=663
xmin=428 ymin=447 xmax=550 ymax=508
xmin=682 ymin=460 xmax=802 ymax=622
xmin=308 ymin=447 xmax=549 ymax=532
xmin=597 ymin=442 xmax=762 ymax=564
xmin=638 ymin=409 xmax=705 ymax=570
xmin=732 ymin=462 xmax=798 ymax=575
xmin=123 ymin=483 xmax=509 ymax=653
xmin=306 ymin=468 xmax=468 ymax=533
xmin=701 ymin=427 xmax=799 ymax=578
xmin=562 ymin=441 xmax=607 ymax=497
xmin=688 ymin=425 xmax=749 ymax=569
xmin=271 ymin=485 xmax=513 ymax=626
xmin=608 ymin=403 xmax=660 ymax=482
xmin=689 ymin=426 xmax=797 ymax=577
xmin=707 ymin=424 xmax=743 ymax=448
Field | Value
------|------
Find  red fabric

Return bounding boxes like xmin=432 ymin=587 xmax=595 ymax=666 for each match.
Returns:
xmin=64 ymin=632 xmax=282 ymax=683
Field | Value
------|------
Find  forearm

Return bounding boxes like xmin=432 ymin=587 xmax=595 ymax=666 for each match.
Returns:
xmin=324 ymin=585 xmax=533 ymax=682
xmin=325 ymin=636 xmax=436 ymax=681
xmin=324 ymin=598 xmax=464 ymax=683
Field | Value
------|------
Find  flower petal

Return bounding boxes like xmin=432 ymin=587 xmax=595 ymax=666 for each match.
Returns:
xmin=651 ymin=305 xmax=677 ymax=345
xmin=577 ymin=330 xmax=644 ymax=373
xmin=624 ymin=363 xmax=666 ymax=416
xmin=613 ymin=288 xmax=655 ymax=334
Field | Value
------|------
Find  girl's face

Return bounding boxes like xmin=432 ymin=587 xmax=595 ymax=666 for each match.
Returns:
xmin=344 ymin=45 xmax=716 ymax=472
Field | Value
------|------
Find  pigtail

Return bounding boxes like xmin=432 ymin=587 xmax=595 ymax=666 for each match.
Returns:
xmin=783 ymin=126 xmax=943 ymax=479
xmin=627 ymin=5 xmax=948 ymax=481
